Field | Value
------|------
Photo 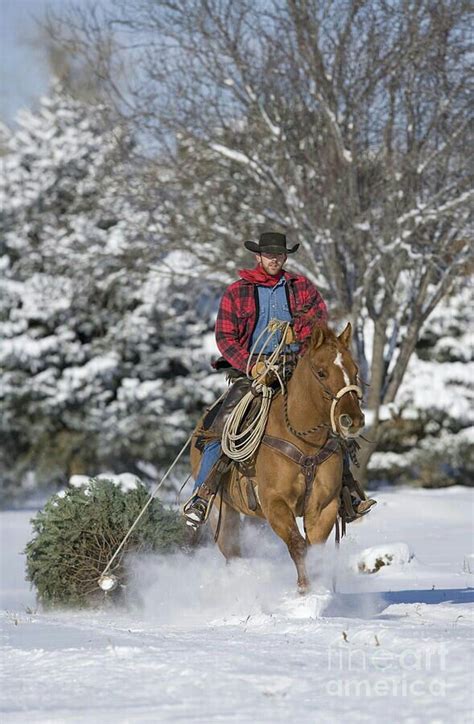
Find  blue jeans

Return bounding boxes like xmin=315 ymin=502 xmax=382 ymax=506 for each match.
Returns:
xmin=193 ymin=439 xmax=222 ymax=491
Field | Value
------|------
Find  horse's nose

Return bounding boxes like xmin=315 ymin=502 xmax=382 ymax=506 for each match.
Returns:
xmin=339 ymin=414 xmax=353 ymax=430
xmin=339 ymin=412 xmax=365 ymax=434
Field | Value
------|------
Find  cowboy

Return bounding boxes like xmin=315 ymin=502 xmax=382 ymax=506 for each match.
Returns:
xmin=183 ymin=232 xmax=375 ymax=527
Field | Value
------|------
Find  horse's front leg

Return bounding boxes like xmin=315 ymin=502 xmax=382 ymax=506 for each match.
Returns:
xmin=264 ymin=496 xmax=310 ymax=594
xmin=304 ymin=497 xmax=339 ymax=545
xmin=303 ymin=455 xmax=342 ymax=546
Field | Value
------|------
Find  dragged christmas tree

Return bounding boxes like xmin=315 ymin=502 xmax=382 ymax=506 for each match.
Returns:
xmin=25 ymin=478 xmax=187 ymax=608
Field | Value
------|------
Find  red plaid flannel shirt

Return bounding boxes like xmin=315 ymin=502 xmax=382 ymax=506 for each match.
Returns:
xmin=214 ymin=271 xmax=328 ymax=373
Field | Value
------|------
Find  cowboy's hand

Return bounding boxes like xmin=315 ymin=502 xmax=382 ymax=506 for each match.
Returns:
xmin=283 ymin=324 xmax=296 ymax=345
xmin=250 ymin=361 xmax=272 ymax=385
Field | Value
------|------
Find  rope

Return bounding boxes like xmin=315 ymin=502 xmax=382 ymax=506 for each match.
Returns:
xmin=283 ymin=389 xmax=331 ymax=441
xmin=221 ymin=385 xmax=273 ymax=461
xmin=221 ymin=320 xmax=291 ymax=462
xmin=99 ymin=432 xmax=194 ymax=583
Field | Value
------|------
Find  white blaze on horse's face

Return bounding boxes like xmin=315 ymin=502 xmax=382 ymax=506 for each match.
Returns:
xmin=330 ymin=348 xmax=364 ymax=437
xmin=334 ymin=351 xmax=350 ymax=386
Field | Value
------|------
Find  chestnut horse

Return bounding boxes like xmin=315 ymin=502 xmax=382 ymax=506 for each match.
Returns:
xmin=190 ymin=323 xmax=365 ymax=592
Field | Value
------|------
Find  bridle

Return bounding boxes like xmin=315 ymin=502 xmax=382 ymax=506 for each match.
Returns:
xmin=284 ymin=355 xmax=363 ymax=441
xmin=308 ymin=356 xmax=363 ymax=436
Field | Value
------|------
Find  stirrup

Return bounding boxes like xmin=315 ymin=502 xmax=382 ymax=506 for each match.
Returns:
xmin=182 ymin=492 xmax=216 ymax=529
xmin=341 ymin=486 xmax=376 ymax=524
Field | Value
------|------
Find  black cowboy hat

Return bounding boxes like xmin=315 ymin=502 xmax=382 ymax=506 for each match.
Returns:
xmin=244 ymin=232 xmax=299 ymax=255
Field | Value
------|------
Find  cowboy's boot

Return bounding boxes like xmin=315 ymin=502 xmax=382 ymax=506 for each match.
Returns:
xmin=183 ymin=482 xmax=215 ymax=529
xmin=341 ymin=458 xmax=377 ymax=523
xmin=183 ymin=456 xmax=230 ymax=530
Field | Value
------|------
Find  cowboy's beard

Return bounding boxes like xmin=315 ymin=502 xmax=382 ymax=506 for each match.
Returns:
xmin=258 ymin=255 xmax=287 ymax=275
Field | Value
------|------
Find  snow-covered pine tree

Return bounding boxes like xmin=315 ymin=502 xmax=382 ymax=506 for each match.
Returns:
xmin=368 ymin=281 xmax=474 ymax=487
xmin=0 ymin=85 xmax=216 ymax=500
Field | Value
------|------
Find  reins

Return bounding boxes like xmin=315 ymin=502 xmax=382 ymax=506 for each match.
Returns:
xmin=283 ymin=390 xmax=331 ymax=442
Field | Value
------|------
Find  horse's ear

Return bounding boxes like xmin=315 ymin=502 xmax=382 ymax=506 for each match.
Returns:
xmin=311 ymin=324 xmax=325 ymax=349
xmin=338 ymin=322 xmax=352 ymax=348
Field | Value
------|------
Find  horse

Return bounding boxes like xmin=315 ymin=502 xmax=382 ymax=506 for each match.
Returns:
xmin=190 ymin=322 xmax=365 ymax=593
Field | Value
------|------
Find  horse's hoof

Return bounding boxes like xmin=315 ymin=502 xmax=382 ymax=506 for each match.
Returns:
xmin=297 ymin=582 xmax=310 ymax=596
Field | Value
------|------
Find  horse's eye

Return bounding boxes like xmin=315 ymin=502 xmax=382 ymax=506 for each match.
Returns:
xmin=317 ymin=369 xmax=327 ymax=379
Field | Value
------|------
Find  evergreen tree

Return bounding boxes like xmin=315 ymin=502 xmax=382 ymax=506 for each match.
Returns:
xmin=369 ymin=281 xmax=474 ymax=487
xmin=25 ymin=477 xmax=187 ymax=607
xmin=0 ymin=86 xmax=216 ymax=500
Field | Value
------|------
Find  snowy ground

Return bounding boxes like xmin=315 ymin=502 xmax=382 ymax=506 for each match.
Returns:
xmin=1 ymin=486 xmax=473 ymax=723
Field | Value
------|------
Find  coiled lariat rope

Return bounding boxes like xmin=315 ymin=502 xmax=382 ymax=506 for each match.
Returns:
xmin=220 ymin=320 xmax=291 ymax=462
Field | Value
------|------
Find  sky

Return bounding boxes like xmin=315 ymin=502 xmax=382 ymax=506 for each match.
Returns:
xmin=0 ymin=0 xmax=76 ymax=126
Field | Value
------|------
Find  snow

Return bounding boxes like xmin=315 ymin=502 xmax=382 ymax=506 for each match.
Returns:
xmin=397 ymin=358 xmax=474 ymax=424
xmin=343 ymin=148 xmax=353 ymax=163
xmin=69 ymin=473 xmax=141 ymax=493
xmin=209 ymin=143 xmax=260 ymax=174
xmin=1 ymin=486 xmax=473 ymax=722
xmin=354 ymin=542 xmax=413 ymax=573
xmin=364 ymin=404 xmax=396 ymax=427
